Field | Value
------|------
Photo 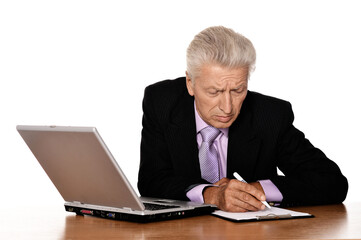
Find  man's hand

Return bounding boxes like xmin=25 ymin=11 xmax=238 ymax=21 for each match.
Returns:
xmin=203 ymin=178 xmax=266 ymax=212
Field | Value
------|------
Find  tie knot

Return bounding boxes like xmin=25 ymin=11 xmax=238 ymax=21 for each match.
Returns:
xmin=200 ymin=126 xmax=221 ymax=143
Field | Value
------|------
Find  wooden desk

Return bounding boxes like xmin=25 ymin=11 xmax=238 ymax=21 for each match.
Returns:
xmin=1 ymin=203 xmax=360 ymax=239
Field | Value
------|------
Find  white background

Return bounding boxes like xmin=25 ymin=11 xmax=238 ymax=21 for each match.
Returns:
xmin=1 ymin=0 xmax=360 ymax=207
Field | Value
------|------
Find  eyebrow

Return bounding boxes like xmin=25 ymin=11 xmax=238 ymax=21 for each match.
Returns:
xmin=232 ymin=84 xmax=246 ymax=90
xmin=230 ymin=83 xmax=248 ymax=91
xmin=206 ymin=83 xmax=247 ymax=92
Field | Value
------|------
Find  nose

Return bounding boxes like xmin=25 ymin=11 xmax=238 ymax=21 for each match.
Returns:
xmin=219 ymin=92 xmax=232 ymax=114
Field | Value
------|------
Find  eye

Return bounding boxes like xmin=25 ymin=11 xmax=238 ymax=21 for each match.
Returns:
xmin=207 ymin=89 xmax=219 ymax=96
xmin=231 ymin=88 xmax=246 ymax=96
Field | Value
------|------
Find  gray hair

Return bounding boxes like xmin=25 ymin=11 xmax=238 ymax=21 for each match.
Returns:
xmin=186 ymin=26 xmax=256 ymax=80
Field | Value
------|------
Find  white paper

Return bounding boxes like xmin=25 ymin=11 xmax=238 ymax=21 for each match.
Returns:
xmin=212 ymin=207 xmax=312 ymax=221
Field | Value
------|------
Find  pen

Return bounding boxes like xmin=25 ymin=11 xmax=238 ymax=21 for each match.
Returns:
xmin=233 ymin=172 xmax=271 ymax=209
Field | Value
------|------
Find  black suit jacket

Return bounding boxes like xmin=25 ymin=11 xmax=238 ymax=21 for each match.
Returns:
xmin=138 ymin=77 xmax=348 ymax=206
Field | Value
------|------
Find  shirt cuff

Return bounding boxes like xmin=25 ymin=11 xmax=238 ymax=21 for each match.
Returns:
xmin=259 ymin=179 xmax=283 ymax=203
xmin=186 ymin=184 xmax=213 ymax=203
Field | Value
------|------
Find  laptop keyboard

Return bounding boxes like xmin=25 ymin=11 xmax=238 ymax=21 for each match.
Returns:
xmin=143 ymin=202 xmax=181 ymax=211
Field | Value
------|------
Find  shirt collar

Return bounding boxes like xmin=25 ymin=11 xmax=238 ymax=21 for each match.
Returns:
xmin=194 ymin=101 xmax=229 ymax=137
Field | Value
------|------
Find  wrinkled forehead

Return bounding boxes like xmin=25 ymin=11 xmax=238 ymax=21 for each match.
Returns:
xmin=194 ymin=64 xmax=249 ymax=88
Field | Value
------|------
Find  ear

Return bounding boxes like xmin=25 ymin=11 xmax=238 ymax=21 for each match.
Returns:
xmin=185 ymin=71 xmax=194 ymax=96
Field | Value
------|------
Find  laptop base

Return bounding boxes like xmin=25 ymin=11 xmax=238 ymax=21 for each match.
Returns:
xmin=65 ymin=204 xmax=215 ymax=223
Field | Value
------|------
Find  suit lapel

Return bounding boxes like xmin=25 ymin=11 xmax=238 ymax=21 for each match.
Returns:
xmin=227 ymin=93 xmax=261 ymax=182
xmin=165 ymin=93 xmax=201 ymax=178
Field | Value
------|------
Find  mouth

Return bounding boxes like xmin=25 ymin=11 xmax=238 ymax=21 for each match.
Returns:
xmin=215 ymin=115 xmax=233 ymax=123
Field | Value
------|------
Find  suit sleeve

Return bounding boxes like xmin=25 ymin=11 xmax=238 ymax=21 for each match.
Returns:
xmin=270 ymin=102 xmax=348 ymax=206
xmin=137 ymin=85 xmax=202 ymax=200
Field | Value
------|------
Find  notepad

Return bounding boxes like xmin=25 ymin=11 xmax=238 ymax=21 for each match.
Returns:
xmin=212 ymin=207 xmax=313 ymax=222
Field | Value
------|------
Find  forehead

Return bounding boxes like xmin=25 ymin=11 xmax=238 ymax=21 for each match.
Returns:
xmin=195 ymin=64 xmax=249 ymax=87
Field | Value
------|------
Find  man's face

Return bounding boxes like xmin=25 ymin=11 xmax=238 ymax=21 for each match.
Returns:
xmin=186 ymin=64 xmax=248 ymax=129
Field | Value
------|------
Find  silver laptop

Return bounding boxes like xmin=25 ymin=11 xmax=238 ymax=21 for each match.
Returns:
xmin=17 ymin=125 xmax=216 ymax=222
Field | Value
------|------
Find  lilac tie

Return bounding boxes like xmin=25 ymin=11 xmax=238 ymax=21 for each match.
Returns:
xmin=199 ymin=126 xmax=221 ymax=183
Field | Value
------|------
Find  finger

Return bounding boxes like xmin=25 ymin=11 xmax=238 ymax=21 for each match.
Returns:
xmin=224 ymin=202 xmax=259 ymax=212
xmin=227 ymin=180 xmax=266 ymax=210
xmin=214 ymin=178 xmax=230 ymax=186
xmin=232 ymin=191 xmax=266 ymax=211
xmin=219 ymin=191 xmax=263 ymax=212
xmin=231 ymin=179 xmax=266 ymax=201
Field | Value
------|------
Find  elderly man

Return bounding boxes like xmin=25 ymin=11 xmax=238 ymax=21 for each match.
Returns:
xmin=138 ymin=26 xmax=348 ymax=212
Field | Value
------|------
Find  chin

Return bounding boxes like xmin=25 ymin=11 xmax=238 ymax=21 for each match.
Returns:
xmin=212 ymin=121 xmax=234 ymax=129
